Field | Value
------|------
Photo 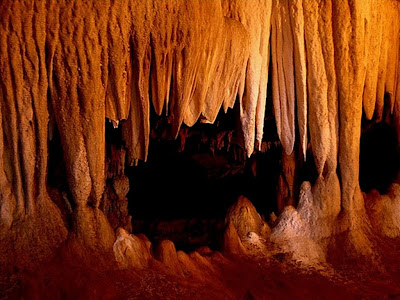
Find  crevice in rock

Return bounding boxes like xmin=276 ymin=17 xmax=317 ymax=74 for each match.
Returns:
xmin=360 ymin=115 xmax=399 ymax=194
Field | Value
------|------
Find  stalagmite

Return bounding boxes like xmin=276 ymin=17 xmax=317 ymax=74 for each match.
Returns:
xmin=278 ymin=150 xmax=296 ymax=210
xmin=154 ymin=240 xmax=184 ymax=276
xmin=113 ymin=228 xmax=151 ymax=269
xmin=270 ymin=206 xmax=326 ymax=266
xmin=225 ymin=196 xmax=270 ymax=240
xmin=223 ymin=221 xmax=247 ymax=255
xmin=366 ymin=185 xmax=400 ymax=238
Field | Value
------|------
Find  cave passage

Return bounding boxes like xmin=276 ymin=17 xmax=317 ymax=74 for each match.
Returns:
xmin=118 ymin=106 xmax=282 ymax=252
xmin=360 ymin=120 xmax=400 ymax=194
xmin=125 ymin=143 xmax=281 ymax=252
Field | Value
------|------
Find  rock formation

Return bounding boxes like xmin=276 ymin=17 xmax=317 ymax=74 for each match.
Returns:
xmin=1 ymin=0 xmax=400 ymax=297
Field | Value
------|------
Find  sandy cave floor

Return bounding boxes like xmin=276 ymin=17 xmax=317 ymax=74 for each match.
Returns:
xmin=2 ymin=235 xmax=400 ymax=299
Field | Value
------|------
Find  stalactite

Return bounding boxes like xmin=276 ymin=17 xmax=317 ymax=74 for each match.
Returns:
xmin=303 ymin=1 xmax=330 ymax=176
xmin=318 ymin=0 xmax=339 ymax=176
xmin=195 ymin=19 xmax=249 ymax=126
xmin=0 ymin=76 xmax=15 ymax=230
xmin=0 ymin=2 xmax=25 ymax=215
xmin=30 ymin=1 xmax=50 ymax=204
xmin=385 ymin=3 xmax=400 ymax=114
xmin=122 ymin=1 xmax=152 ymax=163
xmin=0 ymin=1 xmax=51 ymax=215
xmin=396 ymin=35 xmax=400 ymax=122
xmin=167 ymin=1 xmax=210 ymax=138
xmin=332 ymin=0 xmax=366 ymax=213
xmin=223 ymin=0 xmax=272 ymax=156
xmin=1 ymin=0 xmax=399 ymax=216
xmin=182 ymin=2 xmax=226 ymax=127
xmin=105 ymin=1 xmax=132 ymax=122
xmin=363 ymin=3 xmax=382 ymax=120
xmin=395 ymin=0 xmax=400 ymax=139
xmin=271 ymin=0 xmax=295 ymax=156
xmin=150 ymin=0 xmax=178 ymax=116
xmin=254 ymin=1 xmax=273 ymax=149
xmin=49 ymin=2 xmax=95 ymax=207
xmin=288 ymin=0 xmax=307 ymax=160
xmin=305 ymin=1 xmax=341 ymax=232
xmin=375 ymin=9 xmax=390 ymax=122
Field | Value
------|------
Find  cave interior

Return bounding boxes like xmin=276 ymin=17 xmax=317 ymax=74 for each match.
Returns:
xmin=1 ymin=0 xmax=400 ymax=299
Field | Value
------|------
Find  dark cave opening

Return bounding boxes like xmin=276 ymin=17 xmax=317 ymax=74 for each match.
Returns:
xmin=47 ymin=119 xmax=75 ymax=227
xmin=360 ymin=119 xmax=399 ymax=194
xmin=123 ymin=103 xmax=282 ymax=252
xmin=47 ymin=124 xmax=67 ymax=191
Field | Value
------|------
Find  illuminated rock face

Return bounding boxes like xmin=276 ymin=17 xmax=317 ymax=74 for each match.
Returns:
xmin=0 ymin=0 xmax=400 ymax=270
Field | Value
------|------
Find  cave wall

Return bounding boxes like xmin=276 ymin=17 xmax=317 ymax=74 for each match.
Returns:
xmin=1 ymin=0 xmax=400 ymax=266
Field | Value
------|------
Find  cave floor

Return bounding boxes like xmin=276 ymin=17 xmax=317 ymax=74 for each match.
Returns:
xmin=2 ymin=235 xmax=400 ymax=300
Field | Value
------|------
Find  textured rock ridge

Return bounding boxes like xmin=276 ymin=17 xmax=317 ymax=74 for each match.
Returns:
xmin=0 ymin=0 xmax=400 ymax=268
